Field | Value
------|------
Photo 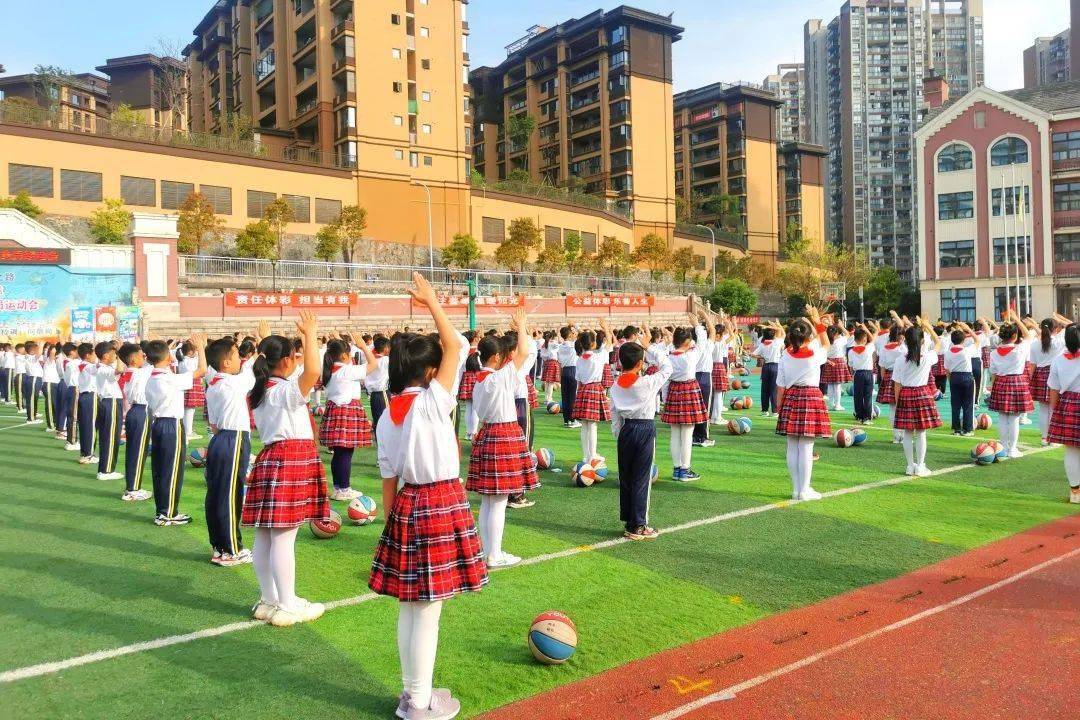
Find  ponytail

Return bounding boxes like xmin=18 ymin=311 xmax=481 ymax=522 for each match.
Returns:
xmin=249 ymin=335 xmax=292 ymax=409
xmin=1040 ymin=318 xmax=1053 ymax=353
xmin=788 ymin=319 xmax=813 ymax=348
xmin=1065 ymin=324 xmax=1079 ymax=354
xmin=388 ymin=332 xmax=442 ymax=394
xmin=321 ymin=338 xmax=349 ymax=387
xmin=904 ymin=326 xmax=923 ymax=365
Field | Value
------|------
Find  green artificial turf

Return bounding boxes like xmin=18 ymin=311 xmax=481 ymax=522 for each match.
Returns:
xmin=0 ymin=381 xmax=1075 ymax=719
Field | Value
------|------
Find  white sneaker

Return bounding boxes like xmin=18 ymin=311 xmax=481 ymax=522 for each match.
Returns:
xmin=97 ymin=472 xmax=123 ymax=481
xmin=1008 ymin=448 xmax=1023 ymax=459
xmin=89 ymin=455 xmax=99 ymax=464
xmin=270 ymin=598 xmax=325 ymax=626
xmin=486 ymin=552 xmax=522 ymax=569
xmin=234 ymin=549 xmax=253 ymax=564
xmin=78 ymin=456 xmax=94 ymax=465
xmin=122 ymin=489 xmax=152 ymax=502
xmin=27 ymin=418 xmax=43 ymax=425
xmin=799 ymin=488 xmax=823 ymax=501
xmin=65 ymin=442 xmax=80 ymax=451
xmin=188 ymin=432 xmax=204 ymax=440
xmin=330 ymin=487 xmax=360 ymax=502
xmin=905 ymin=464 xmax=915 ymax=476
xmin=251 ymin=600 xmax=278 ymax=622
xmin=914 ymin=464 xmax=932 ymax=478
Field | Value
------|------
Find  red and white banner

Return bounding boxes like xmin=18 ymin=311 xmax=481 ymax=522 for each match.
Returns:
xmin=732 ymin=315 xmax=761 ymax=325
xmin=225 ymin=291 xmax=358 ymax=307
xmin=413 ymin=293 xmax=525 ymax=308
xmin=566 ymin=294 xmax=655 ymax=309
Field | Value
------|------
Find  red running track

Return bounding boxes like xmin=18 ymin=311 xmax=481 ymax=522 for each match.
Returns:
xmin=481 ymin=515 xmax=1080 ymax=720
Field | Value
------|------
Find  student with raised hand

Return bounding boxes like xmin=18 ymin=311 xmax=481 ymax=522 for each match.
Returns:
xmin=847 ymin=323 xmax=877 ymax=424
xmin=1027 ymin=315 xmax=1068 ymax=446
xmin=943 ymin=322 xmax=979 ymax=436
xmin=988 ymin=309 xmax=1034 ymax=459
xmin=753 ymin=319 xmax=783 ymax=416
xmin=660 ymin=311 xmax=712 ymax=481
xmin=891 ymin=316 xmax=943 ymax=477
xmin=1046 ymin=322 xmax=1080 ymax=504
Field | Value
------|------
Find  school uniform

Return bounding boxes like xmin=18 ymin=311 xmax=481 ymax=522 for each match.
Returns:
xmin=62 ymin=357 xmax=82 ymax=445
xmin=823 ymin=336 xmax=853 ymax=385
xmin=179 ymin=356 xmax=206 ymax=410
xmin=1029 ymin=334 xmax=1066 ymax=404
xmin=692 ymin=328 xmax=714 ymax=443
xmin=540 ymin=342 xmax=561 ymax=384
xmin=370 ymin=380 xmax=488 ymax=602
xmin=146 ymin=368 xmax=195 ymax=520
xmin=572 ymin=346 xmax=611 ymax=422
xmin=0 ymin=349 xmax=11 ymax=403
xmin=467 ymin=363 xmax=540 ymax=496
xmin=13 ymin=353 xmax=26 ymax=411
xmin=95 ymin=364 xmax=124 ymax=474
xmin=754 ymin=338 xmax=782 ymax=413
xmin=23 ymin=354 xmax=44 ymax=421
xmin=847 ymin=343 xmax=876 ymax=421
xmin=711 ymin=337 xmax=731 ymax=392
xmin=932 ymin=348 xmax=949 ymax=395
xmin=364 ymin=355 xmax=390 ymax=432
xmin=891 ymin=343 xmax=943 ymax=431
xmin=876 ymin=342 xmax=902 ymax=405
xmin=319 ymin=363 xmax=373 ymax=449
xmin=514 ymin=339 xmax=538 ymax=448
xmin=42 ymin=356 xmax=61 ymax=431
xmin=776 ymin=343 xmax=831 ymax=437
xmin=242 ymin=376 xmax=329 ymax=528
xmin=122 ymin=366 xmax=152 ymax=493
xmin=873 ymin=330 xmax=891 ymax=393
xmin=1046 ymin=350 xmax=1080 ymax=447
xmin=988 ymin=342 xmax=1034 ymax=414
xmin=76 ymin=361 xmax=99 ymax=457
xmin=555 ymin=340 xmax=580 ymax=425
xmin=661 ymin=345 xmax=708 ymax=425
xmin=944 ymin=342 xmax=978 ymax=433
xmin=205 ymin=361 xmax=256 ymax=556
xmin=611 ymin=354 xmax=672 ymax=532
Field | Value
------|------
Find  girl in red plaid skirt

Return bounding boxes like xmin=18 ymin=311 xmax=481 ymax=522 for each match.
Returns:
xmin=319 ymin=337 xmax=377 ymax=502
xmin=370 ymin=273 xmax=483 ymax=720
xmin=775 ymin=310 xmax=831 ymax=500
xmin=539 ymin=331 xmax=561 ymax=404
xmin=875 ymin=322 xmax=904 ymax=444
xmin=822 ymin=325 xmax=852 ymax=410
xmin=661 ymin=312 xmax=714 ymax=481
xmin=988 ymin=312 xmax=1034 ymax=459
xmin=1046 ymin=323 xmax=1080 ymax=504
xmin=891 ymin=320 xmax=942 ymax=477
xmin=710 ymin=318 xmax=735 ymax=424
xmin=459 ymin=333 xmax=481 ymax=441
xmin=572 ymin=321 xmax=613 ymax=464
xmin=177 ymin=342 xmax=206 ymax=441
xmin=245 ymin=312 xmax=329 ymax=629
xmin=467 ymin=317 xmax=539 ymax=568
xmin=1029 ymin=316 xmax=1069 ymax=444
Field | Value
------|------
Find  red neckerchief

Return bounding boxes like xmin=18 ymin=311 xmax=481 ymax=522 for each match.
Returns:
xmin=209 ymin=375 xmax=225 ymax=386
xmin=877 ymin=330 xmax=889 ymax=336
xmin=475 ymin=369 xmax=494 ymax=383
xmin=950 ymin=346 xmax=964 ymax=354
xmin=332 ymin=362 xmax=346 ymax=374
xmin=616 ymin=372 xmax=639 ymax=388
xmin=582 ymin=352 xmax=593 ymax=359
xmin=787 ymin=347 xmax=813 ymax=359
xmin=851 ymin=346 xmax=867 ymax=354
xmin=389 ymin=389 xmax=421 ymax=425
xmin=1065 ymin=352 xmax=1078 ymax=360
xmin=79 ymin=362 xmax=88 ymax=371
xmin=885 ymin=342 xmax=900 ymax=350
xmin=996 ymin=346 xmax=1015 ymax=356
xmin=151 ymin=369 xmax=168 ymax=376
xmin=762 ymin=340 xmax=773 ymax=346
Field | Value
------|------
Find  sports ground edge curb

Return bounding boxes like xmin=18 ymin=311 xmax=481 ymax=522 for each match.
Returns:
xmin=478 ymin=513 xmax=1080 ymax=720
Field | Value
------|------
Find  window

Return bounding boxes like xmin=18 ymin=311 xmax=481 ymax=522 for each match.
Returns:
xmin=8 ymin=164 xmax=53 ymax=198
xmin=1053 ymin=131 xmax=1080 ymax=161
xmin=992 ymin=236 xmax=1032 ymax=266
xmin=544 ymin=225 xmax=561 ymax=247
xmin=419 ymin=27 xmax=429 ymax=37
xmin=1055 ymin=233 xmax=1080 ymax=261
xmin=200 ymin=184 xmax=232 ymax=215
xmin=314 ymin=198 xmax=342 ymax=224
xmin=421 ymin=91 xmax=431 ymax=102
xmin=694 ymin=254 xmax=706 ymax=271
xmin=991 ymin=186 xmax=1031 ymax=216
xmin=423 ymin=156 xmax=433 ymax=166
xmin=937 ymin=143 xmax=972 ymax=172
xmin=391 ymin=48 xmax=402 ymax=59
xmin=990 ymin=137 xmax=1029 ymax=166
xmin=409 ymin=152 xmax=419 ymax=168
xmin=394 ymin=149 xmax=404 ymax=160
xmin=247 ymin=190 xmax=276 ymax=218
xmin=974 ymin=110 xmax=986 ymax=129
xmin=481 ymin=216 xmax=505 ymax=244
xmin=391 ymin=14 xmax=400 ymax=24
xmin=393 ymin=115 xmax=403 ymax=126
xmin=610 ymin=51 xmax=628 ymax=68
xmin=609 ymin=26 xmax=626 ymax=44
xmin=283 ymin=194 xmax=310 ymax=223
xmin=939 ymin=288 xmax=976 ymax=323
xmin=421 ymin=59 xmax=431 ymax=70
xmin=422 ymin=123 xmax=431 ymax=134
xmin=393 ymin=82 xmax=402 ymax=93
xmin=937 ymin=191 xmax=974 ymax=220
xmin=60 ymin=169 xmax=102 ymax=202
xmin=994 ymin=286 xmax=1032 ymax=317
xmin=121 ymin=176 xmax=156 ymax=207
xmin=1054 ymin=181 xmax=1080 ymax=211
xmin=161 ymin=180 xmax=195 ymax=210
xmin=939 ymin=240 xmax=974 ymax=268
xmin=581 ymin=232 xmax=597 ymax=253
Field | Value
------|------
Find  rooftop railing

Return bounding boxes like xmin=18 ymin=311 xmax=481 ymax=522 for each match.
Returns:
xmin=470 ymin=176 xmax=632 ymax=220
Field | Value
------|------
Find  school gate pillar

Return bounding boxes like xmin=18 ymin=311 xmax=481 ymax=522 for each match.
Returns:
xmin=130 ymin=213 xmax=181 ymax=328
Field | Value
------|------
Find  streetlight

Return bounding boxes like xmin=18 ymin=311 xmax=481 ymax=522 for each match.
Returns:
xmin=412 ymin=180 xmax=435 ymax=277
xmin=694 ymin=224 xmax=717 ymax=291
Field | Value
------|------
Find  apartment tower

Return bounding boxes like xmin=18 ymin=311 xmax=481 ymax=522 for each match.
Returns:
xmin=925 ymin=0 xmax=983 ymax=96
xmin=762 ymin=63 xmax=805 ymax=142
xmin=1024 ymin=30 xmax=1071 ymax=89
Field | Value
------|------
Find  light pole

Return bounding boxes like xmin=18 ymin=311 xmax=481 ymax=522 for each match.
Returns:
xmin=413 ymin=180 xmax=435 ymax=277
xmin=695 ymin=224 xmax=717 ymax=291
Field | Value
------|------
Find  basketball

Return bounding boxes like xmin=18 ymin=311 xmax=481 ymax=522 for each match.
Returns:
xmin=737 ymin=416 xmax=753 ymax=434
xmin=731 ymin=379 xmax=743 ymax=390
xmin=535 ymin=448 xmax=554 ymax=470
xmin=188 ymin=447 xmax=207 ymax=468
xmin=573 ymin=462 xmax=595 ymax=488
xmin=988 ymin=440 xmax=1006 ymax=461
xmin=739 ymin=367 xmax=750 ymax=376
xmin=872 ymin=403 xmax=881 ymax=419
xmin=650 ymin=464 xmax=659 ymax=483
xmin=528 ymin=611 xmax=578 ymax=665
xmin=347 ymin=495 xmax=377 ymax=525
xmin=313 ymin=405 xmax=326 ymax=417
xmin=727 ymin=419 xmax=740 ymax=435
xmin=851 ymin=428 xmax=868 ymax=445
xmin=741 ymin=396 xmax=753 ymax=409
xmin=309 ymin=509 xmax=343 ymax=538
xmin=546 ymin=402 xmax=561 ymax=415
xmin=976 ymin=413 xmax=992 ymax=430
xmin=729 ymin=397 xmax=743 ymax=411
xmin=835 ymin=429 xmax=854 ymax=448
xmin=973 ymin=443 xmax=996 ymax=465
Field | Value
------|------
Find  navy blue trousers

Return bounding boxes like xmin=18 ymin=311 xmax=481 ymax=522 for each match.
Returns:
xmin=0 ymin=368 xmax=8 ymax=402
xmin=971 ymin=357 xmax=983 ymax=403
xmin=96 ymin=396 xmax=123 ymax=474
xmin=515 ymin=397 xmax=534 ymax=450
xmin=150 ymin=417 xmax=186 ymax=517
xmin=65 ymin=385 xmax=80 ymax=444
xmin=693 ymin=371 xmax=712 ymax=442
xmin=760 ymin=362 xmax=779 ymax=413
xmin=43 ymin=382 xmax=59 ymax=430
xmin=949 ymin=372 xmax=975 ymax=434
xmin=54 ymin=380 xmax=68 ymax=433
xmin=369 ymin=389 xmax=388 ymax=434
xmin=77 ymin=391 xmax=97 ymax=457
xmin=124 ymin=404 xmax=150 ymax=492
xmin=853 ymin=369 xmax=874 ymax=421
xmin=205 ymin=429 xmax=250 ymax=553
xmin=560 ymin=366 xmax=577 ymax=424
xmin=13 ymin=373 xmax=23 ymax=410
xmin=22 ymin=376 xmax=41 ymax=421
xmin=618 ymin=419 xmax=656 ymax=531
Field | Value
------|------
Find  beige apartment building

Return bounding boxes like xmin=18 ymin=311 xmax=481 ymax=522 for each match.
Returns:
xmin=0 ymin=72 xmax=110 ymax=133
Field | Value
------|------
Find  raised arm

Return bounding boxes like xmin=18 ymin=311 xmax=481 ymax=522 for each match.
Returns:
xmin=509 ymin=308 xmax=531 ymax=370
xmin=294 ymin=312 xmax=321 ymax=396
xmin=408 ymin=272 xmax=461 ymax=392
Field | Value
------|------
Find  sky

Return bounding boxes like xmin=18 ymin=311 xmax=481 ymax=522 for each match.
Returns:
xmin=0 ymin=0 xmax=1071 ymax=92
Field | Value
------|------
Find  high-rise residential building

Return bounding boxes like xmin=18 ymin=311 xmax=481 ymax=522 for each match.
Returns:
xmin=762 ymin=63 xmax=805 ymax=142
xmin=0 ymin=71 xmax=110 ymax=132
xmin=469 ymin=7 xmax=683 ymax=241
xmin=778 ymin=141 xmax=828 ymax=254
xmin=803 ymin=0 xmax=983 ymax=283
xmin=96 ymin=55 xmax=190 ymax=130
xmin=1023 ymin=30 xmax=1071 ymax=89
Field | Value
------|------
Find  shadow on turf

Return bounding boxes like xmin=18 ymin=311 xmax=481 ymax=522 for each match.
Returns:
xmin=2 ymin=515 xmax=194 ymax=563
xmin=3 ymin=493 xmax=146 ymax=524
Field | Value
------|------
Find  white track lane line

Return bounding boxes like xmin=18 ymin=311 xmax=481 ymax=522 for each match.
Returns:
xmin=0 ymin=422 xmax=30 ymax=431
xmin=649 ymin=546 xmax=1080 ymax=720
xmin=0 ymin=446 xmax=1057 ymax=684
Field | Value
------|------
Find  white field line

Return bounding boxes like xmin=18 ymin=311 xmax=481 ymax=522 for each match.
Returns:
xmin=0 ymin=445 xmax=1057 ymax=685
xmin=0 ymin=422 xmax=30 ymax=431
xmin=648 ymin=546 xmax=1080 ymax=720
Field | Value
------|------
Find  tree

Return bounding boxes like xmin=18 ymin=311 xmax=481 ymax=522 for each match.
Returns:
xmin=235 ymin=220 xmax=277 ymax=259
xmin=864 ymin=265 xmax=903 ymax=317
xmin=442 ymin=232 xmax=483 ymax=269
xmin=675 ymin=195 xmax=692 ymax=224
xmin=219 ymin=112 xmax=255 ymax=141
xmin=670 ymin=246 xmax=696 ymax=283
xmin=314 ymin=224 xmax=342 ymax=262
xmin=594 ymin=236 xmax=632 ymax=277
xmin=262 ymin=197 xmax=295 ymax=260
xmin=506 ymin=168 xmax=532 ymax=184
xmin=336 ymin=204 xmax=368 ymax=264
xmin=632 ymin=233 xmax=672 ymax=280
xmin=109 ymin=104 xmax=147 ymax=137
xmin=177 ymin=192 xmax=224 ymax=254
xmin=469 ymin=168 xmax=486 ymax=187
xmin=506 ymin=113 xmax=537 ymax=166
xmin=563 ymin=231 xmax=584 ymax=272
xmin=148 ymin=38 xmax=191 ymax=129
xmin=495 ymin=217 xmax=541 ymax=272
xmin=698 ymin=193 xmax=742 ymax=231
xmin=535 ymin=237 xmax=567 ymax=273
xmin=88 ymin=199 xmax=132 ymax=245
xmin=708 ymin=279 xmax=757 ymax=316
xmin=781 ymin=220 xmax=809 ymax=258
xmin=0 ymin=95 xmax=49 ymax=123
xmin=0 ymin=191 xmax=44 ymax=219
xmin=32 ymin=65 xmax=75 ymax=111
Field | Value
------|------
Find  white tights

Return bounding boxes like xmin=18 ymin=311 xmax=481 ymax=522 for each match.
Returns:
xmin=463 ymin=401 xmax=478 ymax=438
xmin=785 ymin=436 xmax=816 ymax=497
xmin=478 ymin=494 xmax=509 ymax=560
xmin=1066 ymin=446 xmax=1080 ymax=489
xmin=902 ymin=430 xmax=927 ymax=468
xmin=1038 ymin=402 xmax=1051 ymax=440
xmin=183 ymin=407 xmax=196 ymax=438
xmin=999 ymin=413 xmax=1021 ymax=454
xmin=711 ymin=392 xmax=725 ymax=423
xmin=398 ymin=600 xmax=444 ymax=710
xmin=252 ymin=527 xmax=299 ymax=610
xmin=827 ymin=384 xmax=842 ymax=409
xmin=544 ymin=382 xmax=556 ymax=404
xmin=670 ymin=424 xmax=693 ymax=469
xmin=890 ymin=406 xmax=902 ymax=442
xmin=580 ymin=420 xmax=598 ymax=462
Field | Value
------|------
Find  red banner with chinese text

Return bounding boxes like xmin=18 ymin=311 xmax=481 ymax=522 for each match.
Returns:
xmin=412 ymin=294 xmax=525 ymax=309
xmin=565 ymin=294 xmax=655 ymax=310
xmin=224 ymin=292 xmax=358 ymax=307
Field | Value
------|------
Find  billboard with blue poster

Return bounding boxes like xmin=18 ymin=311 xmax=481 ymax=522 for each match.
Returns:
xmin=0 ymin=264 xmax=134 ymax=341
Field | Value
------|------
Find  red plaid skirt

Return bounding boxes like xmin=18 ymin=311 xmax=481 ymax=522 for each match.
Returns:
xmin=369 ymin=478 xmax=488 ymax=602
xmin=541 ymin=359 xmax=561 ymax=384
xmin=466 ymin=421 xmax=540 ymax=494
xmin=644 ymin=365 xmax=659 ymax=376
xmin=1047 ymin=391 xmax=1080 ymax=446
xmin=925 ymin=372 xmax=938 ymax=393
xmin=660 ymin=379 xmax=708 ymax=425
xmin=988 ymin=374 xmax=1034 ymax=414
xmin=776 ymin=385 xmax=831 ymax=437
xmin=184 ymin=383 xmax=206 ymax=409
xmin=572 ymin=381 xmax=611 ymax=422
xmin=601 ymin=363 xmax=614 ymax=389
xmin=458 ymin=370 xmax=478 ymax=401
xmin=933 ymin=355 xmax=947 ymax=378
xmin=527 ymin=380 xmax=539 ymax=409
xmin=877 ymin=369 xmax=895 ymax=404
xmin=319 ymin=400 xmax=373 ymax=448
xmin=242 ymin=439 xmax=329 ymax=528
xmin=893 ymin=385 xmax=943 ymax=431
xmin=981 ymin=347 xmax=991 ymax=367
xmin=1029 ymin=366 xmax=1051 ymax=403
xmin=711 ymin=362 xmax=730 ymax=392
xmin=728 ymin=348 xmax=737 ymax=365
xmin=822 ymin=357 xmax=852 ymax=384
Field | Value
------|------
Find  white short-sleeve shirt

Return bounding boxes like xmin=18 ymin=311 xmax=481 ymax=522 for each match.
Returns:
xmin=472 ymin=363 xmax=521 ymax=424
xmin=206 ymin=361 xmax=257 ymax=432
xmin=777 ymin=342 xmax=827 ymax=388
xmin=146 ymin=368 xmax=195 ymax=419
xmin=253 ymin=377 xmax=313 ymax=443
xmin=324 ymin=362 xmax=366 ymax=404
xmin=1047 ymin=351 xmax=1080 ymax=394
xmin=376 ymin=381 xmax=459 ymax=485
xmin=989 ymin=342 xmax=1031 ymax=377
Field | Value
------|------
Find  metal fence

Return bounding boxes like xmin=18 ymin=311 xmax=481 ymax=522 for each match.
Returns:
xmin=181 ymin=255 xmax=705 ymax=296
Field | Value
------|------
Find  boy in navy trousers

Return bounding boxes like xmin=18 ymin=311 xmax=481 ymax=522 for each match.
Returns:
xmin=556 ymin=325 xmax=580 ymax=428
xmin=848 ymin=326 xmax=877 ymax=424
xmin=93 ymin=342 xmax=124 ymax=482
xmin=62 ymin=343 xmax=82 ymax=450
xmin=22 ymin=341 xmax=44 ymax=424
xmin=75 ymin=343 xmax=99 ymax=464
xmin=610 ymin=339 xmax=672 ymax=541
xmin=145 ymin=334 xmax=207 ymax=526
xmin=118 ymin=343 xmax=153 ymax=502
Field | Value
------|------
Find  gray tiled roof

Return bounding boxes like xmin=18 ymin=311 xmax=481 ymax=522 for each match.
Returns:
xmin=922 ymin=79 xmax=1080 ymax=127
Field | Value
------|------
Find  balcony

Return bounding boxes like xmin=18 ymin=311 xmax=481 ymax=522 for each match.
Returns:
xmin=1053 ymin=209 xmax=1080 ymax=230
xmin=331 ymin=19 xmax=354 ymax=39
xmin=569 ymin=67 xmax=600 ymax=88
xmin=332 ymin=56 xmax=356 ymax=74
xmin=333 ymin=92 xmax=356 ymax=107
xmin=569 ymin=93 xmax=599 ymax=113
xmin=1053 ymin=157 xmax=1080 ymax=174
